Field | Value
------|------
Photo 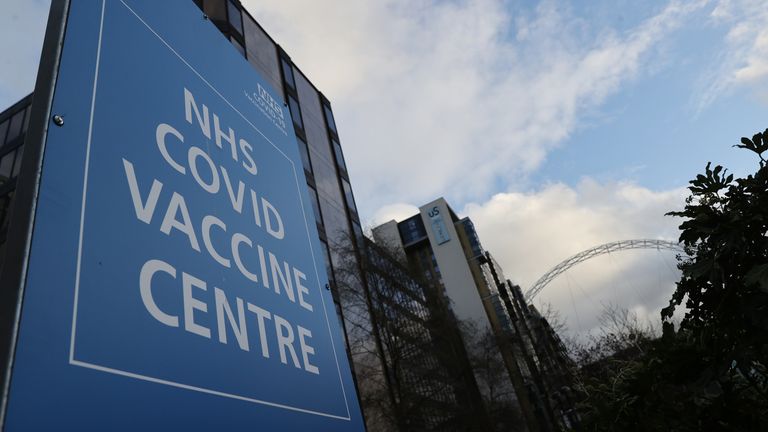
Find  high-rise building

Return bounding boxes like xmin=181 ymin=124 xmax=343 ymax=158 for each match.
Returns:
xmin=0 ymin=95 xmax=32 ymax=268
xmin=373 ymin=197 xmax=579 ymax=431
xmin=350 ymin=236 xmax=494 ymax=431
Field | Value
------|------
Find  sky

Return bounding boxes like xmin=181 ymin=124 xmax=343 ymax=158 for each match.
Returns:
xmin=2 ymin=0 xmax=768 ymax=340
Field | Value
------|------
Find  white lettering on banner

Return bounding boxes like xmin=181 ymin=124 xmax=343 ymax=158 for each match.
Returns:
xmin=213 ymin=113 xmax=239 ymax=163
xmin=138 ymin=259 xmax=320 ymax=375
xmin=221 ymin=166 xmax=244 ymax=214
xmin=275 ymin=314 xmax=301 ymax=369
xmin=202 ymin=215 xmax=230 ymax=268
xmin=231 ymin=233 xmax=259 ymax=283
xmin=184 ymin=87 xmax=211 ymax=140
xmin=139 ymin=259 xmax=179 ymax=327
xmin=298 ymin=326 xmax=320 ymax=375
xmin=123 ymin=161 xmax=309 ymax=305
xmin=182 ymin=272 xmax=211 ymax=339
xmin=244 ymin=83 xmax=287 ymax=136
xmin=261 ymin=197 xmax=284 ymax=240
xmin=294 ymin=268 xmax=313 ymax=313
xmin=269 ymin=251 xmax=296 ymax=303
xmin=188 ymin=146 xmax=220 ymax=194
xmin=156 ymin=123 xmax=186 ymax=175
xmin=124 ymin=86 xmax=321 ymax=375
xmin=160 ymin=192 xmax=201 ymax=252
xmin=247 ymin=302 xmax=272 ymax=359
xmin=185 ymin=86 xmax=257 ymax=175
xmin=215 ymin=287 xmax=250 ymax=351
xmin=151 ymin=124 xmax=282 ymax=241
xmin=239 ymin=138 xmax=258 ymax=175
xmin=123 ymin=159 xmax=162 ymax=224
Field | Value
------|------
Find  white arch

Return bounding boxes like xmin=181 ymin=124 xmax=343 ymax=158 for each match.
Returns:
xmin=524 ymin=239 xmax=685 ymax=301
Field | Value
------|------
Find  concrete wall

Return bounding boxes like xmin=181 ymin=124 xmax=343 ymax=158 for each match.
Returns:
xmin=418 ymin=198 xmax=488 ymax=327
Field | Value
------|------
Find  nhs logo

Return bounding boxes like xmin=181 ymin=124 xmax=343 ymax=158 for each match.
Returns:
xmin=245 ymin=83 xmax=287 ymax=136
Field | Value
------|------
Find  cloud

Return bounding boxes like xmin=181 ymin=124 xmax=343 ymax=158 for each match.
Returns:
xmin=368 ymin=202 xmax=419 ymax=229
xmin=243 ymin=0 xmax=705 ymax=216
xmin=463 ymin=179 xmax=686 ymax=337
xmin=0 ymin=0 xmax=49 ymax=109
xmin=698 ymin=0 xmax=768 ymax=108
xmin=239 ymin=0 xmax=707 ymax=337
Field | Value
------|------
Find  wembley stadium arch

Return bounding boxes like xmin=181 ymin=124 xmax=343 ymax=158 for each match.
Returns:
xmin=524 ymin=239 xmax=685 ymax=302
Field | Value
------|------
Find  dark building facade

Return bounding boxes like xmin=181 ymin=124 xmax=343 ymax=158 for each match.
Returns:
xmin=488 ymin=266 xmax=581 ymax=430
xmin=0 ymin=95 xmax=33 ymax=272
xmin=351 ymin=237 xmax=493 ymax=431
xmin=373 ymin=198 xmax=580 ymax=431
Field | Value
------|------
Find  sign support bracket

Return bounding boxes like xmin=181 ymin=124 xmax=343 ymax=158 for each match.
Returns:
xmin=0 ymin=0 xmax=70 ymax=427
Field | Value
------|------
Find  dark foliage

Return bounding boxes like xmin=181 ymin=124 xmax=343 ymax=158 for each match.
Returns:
xmin=575 ymin=129 xmax=768 ymax=431
xmin=663 ymin=128 xmax=768 ymax=390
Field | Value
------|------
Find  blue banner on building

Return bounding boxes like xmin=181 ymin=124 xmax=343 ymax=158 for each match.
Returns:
xmin=4 ymin=1 xmax=365 ymax=430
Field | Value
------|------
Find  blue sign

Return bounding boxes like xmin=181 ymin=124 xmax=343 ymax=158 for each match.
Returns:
xmin=4 ymin=1 xmax=365 ymax=430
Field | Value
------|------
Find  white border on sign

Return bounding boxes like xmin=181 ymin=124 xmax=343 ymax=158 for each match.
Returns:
xmin=68 ymin=0 xmax=351 ymax=421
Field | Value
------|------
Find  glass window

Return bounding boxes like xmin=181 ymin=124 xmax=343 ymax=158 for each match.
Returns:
xmin=332 ymin=139 xmax=347 ymax=173
xmin=281 ymin=58 xmax=296 ymax=90
xmin=11 ymin=146 xmax=24 ymax=178
xmin=230 ymin=36 xmax=245 ymax=57
xmin=323 ymin=103 xmax=337 ymax=134
xmin=333 ymin=301 xmax=343 ymax=325
xmin=0 ymin=120 xmax=8 ymax=147
xmin=398 ymin=215 xmax=427 ymax=245
xmin=243 ymin=15 xmax=282 ymax=97
xmin=227 ymin=0 xmax=243 ymax=35
xmin=307 ymin=186 xmax=323 ymax=226
xmin=22 ymin=106 xmax=32 ymax=134
xmin=297 ymin=137 xmax=312 ymax=174
xmin=203 ymin=1 xmax=227 ymax=24
xmin=0 ymin=190 xmax=15 ymax=237
xmin=287 ymin=95 xmax=303 ymax=130
xmin=352 ymin=222 xmax=364 ymax=247
xmin=6 ymin=110 xmax=25 ymax=144
xmin=0 ymin=150 xmax=15 ymax=181
xmin=462 ymin=218 xmax=483 ymax=258
xmin=342 ymin=179 xmax=357 ymax=214
xmin=320 ymin=239 xmax=334 ymax=281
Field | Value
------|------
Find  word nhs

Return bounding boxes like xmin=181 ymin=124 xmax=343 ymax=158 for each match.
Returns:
xmin=245 ymin=84 xmax=286 ymax=134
